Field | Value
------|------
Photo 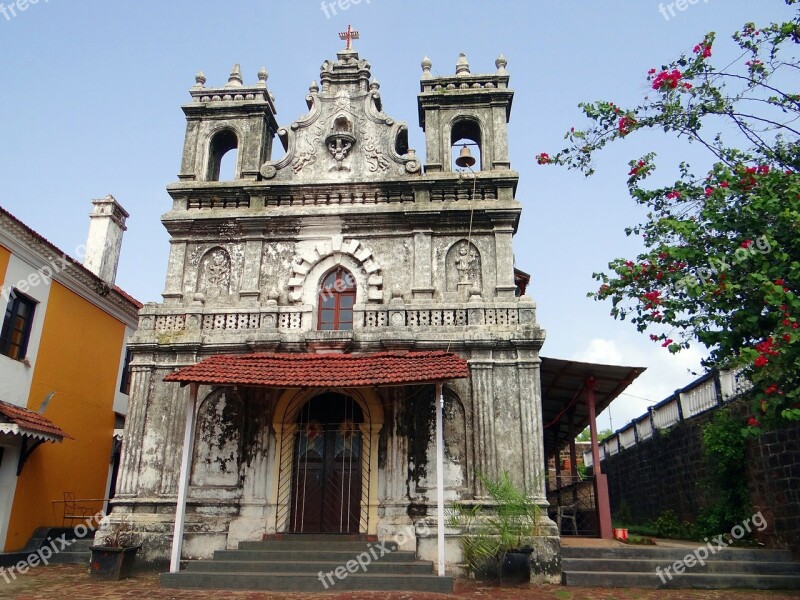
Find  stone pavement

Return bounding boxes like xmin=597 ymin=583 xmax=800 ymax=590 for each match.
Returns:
xmin=2 ymin=565 xmax=800 ymax=600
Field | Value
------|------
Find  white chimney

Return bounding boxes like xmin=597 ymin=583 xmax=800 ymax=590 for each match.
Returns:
xmin=84 ymin=195 xmax=129 ymax=285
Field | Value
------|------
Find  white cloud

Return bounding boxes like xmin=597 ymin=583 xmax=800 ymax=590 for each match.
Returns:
xmin=569 ymin=337 xmax=708 ymax=432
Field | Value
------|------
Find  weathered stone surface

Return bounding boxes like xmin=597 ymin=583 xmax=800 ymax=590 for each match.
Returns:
xmin=115 ymin=49 xmax=555 ymax=575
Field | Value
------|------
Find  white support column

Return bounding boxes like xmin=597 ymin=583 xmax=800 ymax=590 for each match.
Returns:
xmin=170 ymin=382 xmax=198 ymax=573
xmin=435 ymin=382 xmax=445 ymax=576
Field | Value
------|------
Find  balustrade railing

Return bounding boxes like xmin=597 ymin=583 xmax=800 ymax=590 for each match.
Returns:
xmin=583 ymin=368 xmax=751 ymax=467
xmin=138 ymin=301 xmax=536 ymax=335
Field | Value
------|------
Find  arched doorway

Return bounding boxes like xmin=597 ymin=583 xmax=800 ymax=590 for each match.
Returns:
xmin=290 ymin=393 xmax=363 ymax=533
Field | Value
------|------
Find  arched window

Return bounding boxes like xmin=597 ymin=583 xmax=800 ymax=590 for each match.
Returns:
xmin=450 ymin=119 xmax=482 ymax=171
xmin=208 ymin=129 xmax=239 ymax=181
xmin=318 ymin=268 xmax=355 ymax=331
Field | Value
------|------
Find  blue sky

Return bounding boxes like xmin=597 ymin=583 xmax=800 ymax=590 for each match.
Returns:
xmin=0 ymin=0 xmax=793 ymax=431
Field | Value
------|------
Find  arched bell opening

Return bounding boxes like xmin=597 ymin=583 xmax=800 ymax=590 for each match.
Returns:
xmin=450 ymin=118 xmax=482 ymax=172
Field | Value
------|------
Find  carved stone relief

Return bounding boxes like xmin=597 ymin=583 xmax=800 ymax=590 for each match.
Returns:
xmin=197 ymin=247 xmax=232 ymax=298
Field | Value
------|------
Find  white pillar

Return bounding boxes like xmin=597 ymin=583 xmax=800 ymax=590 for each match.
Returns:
xmin=435 ymin=382 xmax=445 ymax=576
xmin=170 ymin=383 xmax=198 ymax=573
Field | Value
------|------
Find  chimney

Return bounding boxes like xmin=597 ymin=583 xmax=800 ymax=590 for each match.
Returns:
xmin=84 ymin=195 xmax=129 ymax=285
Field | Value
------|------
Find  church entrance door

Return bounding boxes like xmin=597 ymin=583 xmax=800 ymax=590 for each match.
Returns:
xmin=290 ymin=393 xmax=362 ymax=533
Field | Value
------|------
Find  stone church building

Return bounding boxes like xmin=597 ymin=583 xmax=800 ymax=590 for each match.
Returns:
xmin=114 ymin=43 xmax=563 ymax=574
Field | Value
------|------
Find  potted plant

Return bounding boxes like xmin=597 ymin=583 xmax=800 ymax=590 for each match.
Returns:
xmin=448 ymin=471 xmax=542 ymax=581
xmin=90 ymin=517 xmax=141 ymax=580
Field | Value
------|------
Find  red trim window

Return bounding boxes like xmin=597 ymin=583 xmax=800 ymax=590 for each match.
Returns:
xmin=318 ymin=268 xmax=356 ymax=331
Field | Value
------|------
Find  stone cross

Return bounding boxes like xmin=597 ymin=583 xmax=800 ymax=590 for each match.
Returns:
xmin=339 ymin=24 xmax=359 ymax=50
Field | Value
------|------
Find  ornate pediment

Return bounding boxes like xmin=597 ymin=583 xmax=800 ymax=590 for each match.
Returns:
xmin=260 ymin=49 xmax=420 ymax=182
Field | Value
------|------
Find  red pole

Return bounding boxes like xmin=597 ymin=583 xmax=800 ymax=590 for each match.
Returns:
xmin=586 ymin=376 xmax=613 ymax=540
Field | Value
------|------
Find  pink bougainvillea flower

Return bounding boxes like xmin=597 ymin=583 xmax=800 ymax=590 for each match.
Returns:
xmin=652 ymin=69 xmax=682 ymax=90
xmin=536 ymin=152 xmax=551 ymax=165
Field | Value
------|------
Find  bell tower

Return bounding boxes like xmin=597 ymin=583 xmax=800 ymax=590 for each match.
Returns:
xmin=417 ymin=53 xmax=513 ymax=173
xmin=177 ymin=64 xmax=279 ymax=182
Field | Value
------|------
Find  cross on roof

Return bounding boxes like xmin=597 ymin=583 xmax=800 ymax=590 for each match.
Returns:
xmin=339 ymin=24 xmax=359 ymax=50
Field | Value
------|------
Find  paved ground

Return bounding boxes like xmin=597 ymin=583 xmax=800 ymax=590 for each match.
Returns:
xmin=1 ymin=565 xmax=799 ymax=600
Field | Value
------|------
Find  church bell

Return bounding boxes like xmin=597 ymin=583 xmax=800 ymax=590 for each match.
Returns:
xmin=455 ymin=144 xmax=476 ymax=168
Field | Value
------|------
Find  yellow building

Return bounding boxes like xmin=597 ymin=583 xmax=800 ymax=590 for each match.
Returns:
xmin=0 ymin=197 xmax=139 ymax=551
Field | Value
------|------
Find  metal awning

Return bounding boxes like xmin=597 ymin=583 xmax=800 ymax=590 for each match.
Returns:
xmin=540 ymin=357 xmax=644 ymax=457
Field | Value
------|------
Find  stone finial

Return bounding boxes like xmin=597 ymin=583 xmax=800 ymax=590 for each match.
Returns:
xmin=496 ymin=53 xmax=508 ymax=73
xmin=226 ymin=64 xmax=244 ymax=87
xmin=369 ymin=78 xmax=380 ymax=91
xmin=194 ymin=71 xmax=207 ymax=87
xmin=257 ymin=66 xmax=269 ymax=84
xmin=421 ymin=56 xmax=432 ymax=78
xmin=309 ymin=79 xmax=320 ymax=93
xmin=455 ymin=53 xmax=470 ymax=76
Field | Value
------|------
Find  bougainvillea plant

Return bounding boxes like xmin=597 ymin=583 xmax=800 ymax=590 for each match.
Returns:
xmin=541 ymin=1 xmax=800 ymax=433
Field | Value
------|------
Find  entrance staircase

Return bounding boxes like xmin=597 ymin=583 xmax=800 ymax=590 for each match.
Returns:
xmin=562 ymin=544 xmax=800 ymax=589
xmin=160 ymin=534 xmax=454 ymax=593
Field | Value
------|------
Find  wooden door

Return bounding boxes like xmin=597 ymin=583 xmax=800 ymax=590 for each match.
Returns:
xmin=290 ymin=395 xmax=362 ymax=533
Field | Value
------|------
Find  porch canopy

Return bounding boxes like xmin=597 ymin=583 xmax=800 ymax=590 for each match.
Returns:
xmin=0 ymin=399 xmax=71 ymax=477
xmin=540 ymin=357 xmax=644 ymax=457
xmin=164 ymin=350 xmax=470 ymax=387
xmin=163 ymin=350 xmax=469 ymax=576
xmin=0 ymin=399 xmax=71 ymax=443
xmin=539 ymin=357 xmax=644 ymax=539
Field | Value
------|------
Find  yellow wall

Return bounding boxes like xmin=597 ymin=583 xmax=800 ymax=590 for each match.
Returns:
xmin=5 ymin=281 xmax=126 ymax=550
xmin=0 ymin=244 xmax=10 ymax=285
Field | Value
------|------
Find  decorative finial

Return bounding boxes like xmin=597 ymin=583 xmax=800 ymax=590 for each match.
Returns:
xmin=257 ymin=67 xmax=269 ymax=84
xmin=309 ymin=79 xmax=319 ymax=93
xmin=421 ymin=56 xmax=432 ymax=78
xmin=455 ymin=53 xmax=470 ymax=76
xmin=369 ymin=78 xmax=380 ymax=91
xmin=227 ymin=64 xmax=243 ymax=87
xmin=495 ymin=53 xmax=508 ymax=73
xmin=194 ymin=71 xmax=207 ymax=87
xmin=339 ymin=24 xmax=359 ymax=50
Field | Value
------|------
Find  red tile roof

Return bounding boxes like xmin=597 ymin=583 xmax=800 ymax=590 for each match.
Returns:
xmin=164 ymin=351 xmax=470 ymax=388
xmin=0 ymin=400 xmax=72 ymax=441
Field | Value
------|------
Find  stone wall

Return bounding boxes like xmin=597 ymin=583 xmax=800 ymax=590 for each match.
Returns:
xmin=600 ymin=398 xmax=800 ymax=552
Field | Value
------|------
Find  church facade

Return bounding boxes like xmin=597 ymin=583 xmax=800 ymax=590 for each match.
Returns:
xmin=113 ymin=45 xmax=557 ymax=572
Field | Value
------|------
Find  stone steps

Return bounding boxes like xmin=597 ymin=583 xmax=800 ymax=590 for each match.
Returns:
xmin=160 ymin=535 xmax=453 ymax=593
xmin=562 ymin=545 xmax=800 ymax=589
xmin=49 ymin=538 xmax=94 ymax=565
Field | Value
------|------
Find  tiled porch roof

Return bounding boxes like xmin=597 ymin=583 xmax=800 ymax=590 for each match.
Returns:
xmin=0 ymin=399 xmax=71 ymax=442
xmin=164 ymin=351 xmax=470 ymax=388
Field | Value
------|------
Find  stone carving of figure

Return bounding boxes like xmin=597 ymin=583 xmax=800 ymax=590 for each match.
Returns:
xmin=328 ymin=137 xmax=353 ymax=170
xmin=198 ymin=248 xmax=232 ymax=298
xmin=455 ymin=243 xmax=478 ymax=284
